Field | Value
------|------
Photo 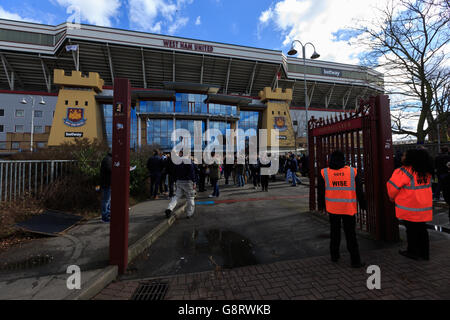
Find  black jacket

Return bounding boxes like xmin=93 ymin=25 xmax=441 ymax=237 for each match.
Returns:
xmin=318 ymin=157 xmax=367 ymax=211
xmin=174 ymin=162 xmax=196 ymax=183
xmin=435 ymin=153 xmax=450 ymax=176
xmin=147 ymin=155 xmax=164 ymax=175
xmin=100 ymin=153 xmax=112 ymax=188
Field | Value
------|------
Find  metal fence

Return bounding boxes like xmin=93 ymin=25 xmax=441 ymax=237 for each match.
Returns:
xmin=0 ymin=160 xmax=77 ymax=203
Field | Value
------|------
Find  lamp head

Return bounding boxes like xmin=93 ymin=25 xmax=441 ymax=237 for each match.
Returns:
xmin=20 ymin=98 xmax=27 ymax=104
xmin=310 ymin=51 xmax=320 ymax=59
xmin=288 ymin=47 xmax=298 ymax=56
xmin=39 ymin=98 xmax=46 ymax=105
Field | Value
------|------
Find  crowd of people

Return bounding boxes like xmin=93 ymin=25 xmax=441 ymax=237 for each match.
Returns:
xmin=145 ymin=150 xmax=310 ymax=202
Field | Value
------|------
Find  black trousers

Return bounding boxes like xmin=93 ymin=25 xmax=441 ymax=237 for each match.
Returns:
xmin=329 ymin=213 xmax=361 ymax=264
xmin=198 ymin=173 xmax=206 ymax=192
xmin=252 ymin=172 xmax=260 ymax=187
xmin=150 ymin=174 xmax=161 ymax=197
xmin=260 ymin=175 xmax=269 ymax=190
xmin=404 ymin=221 xmax=429 ymax=259
xmin=168 ymin=175 xmax=175 ymax=197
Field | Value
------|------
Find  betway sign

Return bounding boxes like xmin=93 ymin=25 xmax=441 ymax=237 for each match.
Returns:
xmin=163 ymin=40 xmax=214 ymax=53
xmin=321 ymin=68 xmax=342 ymax=77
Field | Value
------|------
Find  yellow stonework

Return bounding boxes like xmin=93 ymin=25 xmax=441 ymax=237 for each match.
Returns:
xmin=259 ymin=87 xmax=296 ymax=150
xmin=48 ymin=70 xmax=105 ymax=146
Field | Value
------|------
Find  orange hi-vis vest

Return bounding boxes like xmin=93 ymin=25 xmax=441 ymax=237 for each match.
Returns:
xmin=321 ymin=166 xmax=358 ymax=215
xmin=386 ymin=166 xmax=433 ymax=222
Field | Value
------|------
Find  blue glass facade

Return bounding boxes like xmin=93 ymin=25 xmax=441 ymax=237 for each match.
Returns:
xmin=139 ymin=93 xmax=237 ymax=116
xmin=147 ymin=119 xmax=174 ymax=150
xmin=102 ymin=104 xmax=138 ymax=150
xmin=238 ymin=111 xmax=259 ymax=135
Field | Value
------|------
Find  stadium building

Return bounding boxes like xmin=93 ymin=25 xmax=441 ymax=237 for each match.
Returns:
xmin=0 ymin=19 xmax=384 ymax=154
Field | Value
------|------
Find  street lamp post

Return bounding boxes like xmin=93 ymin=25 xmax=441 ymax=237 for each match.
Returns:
xmin=21 ymin=96 xmax=46 ymax=152
xmin=287 ymin=40 xmax=320 ymax=153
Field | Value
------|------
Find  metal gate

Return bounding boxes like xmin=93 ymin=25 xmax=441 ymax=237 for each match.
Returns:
xmin=308 ymin=95 xmax=399 ymax=241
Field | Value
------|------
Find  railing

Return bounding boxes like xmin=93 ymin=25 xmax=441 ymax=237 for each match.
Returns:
xmin=0 ymin=160 xmax=77 ymax=203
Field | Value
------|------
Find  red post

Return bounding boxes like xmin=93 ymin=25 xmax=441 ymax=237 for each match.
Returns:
xmin=109 ymin=78 xmax=131 ymax=274
xmin=375 ymin=95 xmax=399 ymax=242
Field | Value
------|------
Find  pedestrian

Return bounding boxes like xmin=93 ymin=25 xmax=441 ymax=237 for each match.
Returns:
xmin=147 ymin=149 xmax=164 ymax=200
xmin=198 ymin=162 xmax=207 ymax=192
xmin=387 ymin=148 xmax=433 ymax=261
xmin=100 ymin=151 xmax=112 ymax=223
xmin=166 ymin=153 xmax=176 ymax=199
xmin=250 ymin=161 xmax=261 ymax=190
xmin=259 ymin=155 xmax=271 ymax=192
xmin=318 ymin=150 xmax=367 ymax=268
xmin=433 ymin=147 xmax=450 ymax=200
xmin=165 ymin=151 xmax=196 ymax=219
xmin=236 ymin=161 xmax=245 ymax=187
xmin=289 ymin=154 xmax=302 ymax=186
xmin=209 ymin=152 xmax=221 ymax=198
xmin=224 ymin=163 xmax=233 ymax=185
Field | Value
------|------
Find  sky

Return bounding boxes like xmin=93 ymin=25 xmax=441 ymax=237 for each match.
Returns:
xmin=0 ymin=0 xmax=388 ymax=64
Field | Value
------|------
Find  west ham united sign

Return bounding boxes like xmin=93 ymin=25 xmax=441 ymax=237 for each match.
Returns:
xmin=64 ymin=108 xmax=86 ymax=127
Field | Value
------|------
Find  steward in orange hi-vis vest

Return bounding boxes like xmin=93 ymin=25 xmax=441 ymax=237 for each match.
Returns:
xmin=387 ymin=166 xmax=433 ymax=222
xmin=318 ymin=150 xmax=367 ymax=268
xmin=321 ymin=166 xmax=358 ymax=215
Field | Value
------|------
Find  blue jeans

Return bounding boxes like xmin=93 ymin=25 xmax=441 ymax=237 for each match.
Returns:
xmin=290 ymin=171 xmax=301 ymax=186
xmin=237 ymin=174 xmax=245 ymax=187
xmin=101 ymin=187 xmax=111 ymax=220
xmin=211 ymin=178 xmax=220 ymax=197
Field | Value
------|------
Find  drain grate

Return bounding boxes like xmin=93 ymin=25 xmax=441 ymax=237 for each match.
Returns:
xmin=131 ymin=281 xmax=169 ymax=301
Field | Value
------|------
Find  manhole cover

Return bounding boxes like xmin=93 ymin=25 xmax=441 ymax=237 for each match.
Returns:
xmin=131 ymin=281 xmax=168 ymax=301
xmin=0 ymin=254 xmax=53 ymax=271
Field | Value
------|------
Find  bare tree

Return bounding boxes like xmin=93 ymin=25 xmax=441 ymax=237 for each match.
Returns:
xmin=351 ymin=0 xmax=449 ymax=143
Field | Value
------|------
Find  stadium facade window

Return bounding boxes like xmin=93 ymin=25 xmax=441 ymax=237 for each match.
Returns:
xmin=11 ymin=142 xmax=20 ymax=150
xmin=0 ymin=29 xmax=53 ymax=46
xmin=0 ymin=109 xmax=4 ymax=116
xmin=34 ymin=110 xmax=43 ymax=118
xmin=0 ymin=142 xmax=6 ymax=149
xmin=15 ymin=110 xmax=24 ymax=117
xmin=34 ymin=125 xmax=43 ymax=133
xmin=15 ymin=125 xmax=24 ymax=132
xmin=0 ymin=125 xmax=3 ymax=132
xmin=102 ymin=104 xmax=137 ymax=149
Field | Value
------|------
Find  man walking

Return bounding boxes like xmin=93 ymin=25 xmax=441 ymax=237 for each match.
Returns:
xmin=209 ymin=154 xmax=221 ymax=198
xmin=318 ymin=150 xmax=367 ymax=268
xmin=165 ymin=151 xmax=197 ymax=219
xmin=100 ymin=151 xmax=112 ymax=223
xmin=147 ymin=149 xmax=164 ymax=200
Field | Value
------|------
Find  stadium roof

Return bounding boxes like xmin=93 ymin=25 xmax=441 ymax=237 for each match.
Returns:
xmin=0 ymin=19 xmax=384 ymax=110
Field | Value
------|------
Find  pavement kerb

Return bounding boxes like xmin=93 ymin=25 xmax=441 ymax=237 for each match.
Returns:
xmin=127 ymin=202 xmax=187 ymax=264
xmin=68 ymin=202 xmax=187 ymax=300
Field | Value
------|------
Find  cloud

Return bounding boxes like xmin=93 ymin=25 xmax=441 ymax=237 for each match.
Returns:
xmin=0 ymin=6 xmax=41 ymax=23
xmin=55 ymin=0 xmax=121 ymax=27
xmin=257 ymin=0 xmax=387 ymax=65
xmin=195 ymin=16 xmax=201 ymax=26
xmin=129 ymin=0 xmax=193 ymax=34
